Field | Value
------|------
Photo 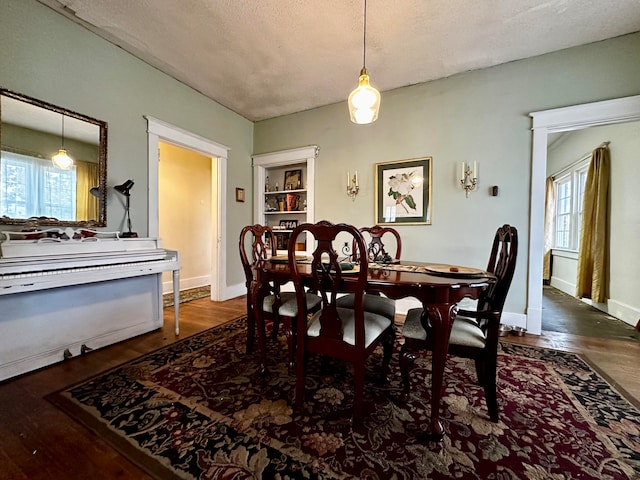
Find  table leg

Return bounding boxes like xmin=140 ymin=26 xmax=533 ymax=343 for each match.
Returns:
xmin=420 ymin=302 xmax=456 ymax=441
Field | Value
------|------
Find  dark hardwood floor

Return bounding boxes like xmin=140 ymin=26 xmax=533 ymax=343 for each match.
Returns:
xmin=0 ymin=295 xmax=638 ymax=479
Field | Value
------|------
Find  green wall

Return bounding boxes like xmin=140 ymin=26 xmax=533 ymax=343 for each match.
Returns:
xmin=0 ymin=0 xmax=254 ymax=287
xmin=254 ymin=33 xmax=640 ymax=314
xmin=2 ymin=0 xmax=639 ymax=309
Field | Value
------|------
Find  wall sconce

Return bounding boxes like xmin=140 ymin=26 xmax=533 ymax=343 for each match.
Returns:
xmin=347 ymin=170 xmax=359 ymax=200
xmin=114 ymin=179 xmax=138 ymax=238
xmin=459 ymin=161 xmax=477 ymax=197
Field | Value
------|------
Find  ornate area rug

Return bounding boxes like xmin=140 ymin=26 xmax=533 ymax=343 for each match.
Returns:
xmin=48 ymin=317 xmax=640 ymax=479
xmin=163 ymin=286 xmax=211 ymax=307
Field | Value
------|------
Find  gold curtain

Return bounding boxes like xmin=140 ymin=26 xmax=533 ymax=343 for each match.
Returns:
xmin=75 ymin=160 xmax=99 ymax=220
xmin=543 ymin=176 xmax=555 ymax=282
xmin=576 ymin=146 xmax=609 ymax=302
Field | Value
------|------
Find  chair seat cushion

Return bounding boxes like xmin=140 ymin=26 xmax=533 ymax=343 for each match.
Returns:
xmin=268 ymin=292 xmax=322 ymax=317
xmin=403 ymin=308 xmax=486 ymax=349
xmin=335 ymin=293 xmax=396 ymax=321
xmin=307 ymin=308 xmax=392 ymax=348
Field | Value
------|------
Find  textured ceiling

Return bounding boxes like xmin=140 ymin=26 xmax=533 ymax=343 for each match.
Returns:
xmin=38 ymin=0 xmax=640 ymax=121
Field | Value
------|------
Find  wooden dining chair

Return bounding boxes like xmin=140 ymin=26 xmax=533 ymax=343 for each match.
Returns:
xmin=354 ymin=225 xmax=402 ymax=264
xmin=335 ymin=225 xmax=401 ymax=323
xmin=289 ymin=221 xmax=396 ymax=427
xmin=399 ymin=224 xmax=518 ymax=422
xmin=239 ymin=224 xmax=321 ymax=371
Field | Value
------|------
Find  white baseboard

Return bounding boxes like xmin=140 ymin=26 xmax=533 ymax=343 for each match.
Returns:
xmin=163 ymin=275 xmax=210 ymax=295
xmin=607 ymin=299 xmax=640 ymax=327
xmin=500 ymin=311 xmax=527 ymax=329
xmin=223 ymin=282 xmax=247 ymax=301
xmin=549 ymin=276 xmax=575 ymax=296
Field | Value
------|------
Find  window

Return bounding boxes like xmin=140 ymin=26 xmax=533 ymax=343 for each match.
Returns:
xmin=0 ymin=151 xmax=77 ymax=220
xmin=553 ymin=160 xmax=589 ymax=251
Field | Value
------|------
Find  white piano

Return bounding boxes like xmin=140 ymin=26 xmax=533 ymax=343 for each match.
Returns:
xmin=0 ymin=228 xmax=180 ymax=381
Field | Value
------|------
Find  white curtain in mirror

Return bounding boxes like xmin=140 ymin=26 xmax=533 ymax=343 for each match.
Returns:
xmin=1 ymin=151 xmax=77 ymax=220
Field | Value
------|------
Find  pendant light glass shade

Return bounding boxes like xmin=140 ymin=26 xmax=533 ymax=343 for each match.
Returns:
xmin=348 ymin=0 xmax=380 ymax=124
xmin=348 ymin=67 xmax=380 ymax=124
xmin=52 ymin=114 xmax=74 ymax=170
xmin=52 ymin=148 xmax=74 ymax=170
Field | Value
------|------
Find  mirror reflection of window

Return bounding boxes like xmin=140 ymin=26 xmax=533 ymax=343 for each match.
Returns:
xmin=1 ymin=151 xmax=77 ymax=220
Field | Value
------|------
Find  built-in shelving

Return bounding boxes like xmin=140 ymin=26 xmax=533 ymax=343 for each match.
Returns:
xmin=252 ymin=145 xmax=318 ymax=254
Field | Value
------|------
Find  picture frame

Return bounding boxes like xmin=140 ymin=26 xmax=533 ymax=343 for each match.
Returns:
xmin=375 ymin=157 xmax=432 ymax=225
xmin=283 ymin=169 xmax=302 ymax=190
xmin=235 ymin=187 xmax=245 ymax=202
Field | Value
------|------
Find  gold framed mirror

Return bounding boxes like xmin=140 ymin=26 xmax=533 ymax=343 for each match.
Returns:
xmin=0 ymin=88 xmax=107 ymax=228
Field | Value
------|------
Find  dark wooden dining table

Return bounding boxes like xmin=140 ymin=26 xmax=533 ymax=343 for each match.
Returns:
xmin=250 ymin=258 xmax=496 ymax=440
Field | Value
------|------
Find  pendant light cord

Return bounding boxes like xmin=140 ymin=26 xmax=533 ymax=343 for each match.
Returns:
xmin=362 ymin=0 xmax=367 ymax=68
xmin=61 ymin=115 xmax=65 ymax=148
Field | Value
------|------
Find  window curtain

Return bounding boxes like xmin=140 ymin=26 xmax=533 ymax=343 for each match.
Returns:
xmin=576 ymin=146 xmax=610 ymax=302
xmin=543 ymin=176 xmax=555 ymax=282
xmin=75 ymin=160 xmax=99 ymax=220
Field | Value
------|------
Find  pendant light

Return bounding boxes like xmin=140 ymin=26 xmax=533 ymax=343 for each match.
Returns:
xmin=348 ymin=0 xmax=380 ymax=124
xmin=52 ymin=114 xmax=74 ymax=170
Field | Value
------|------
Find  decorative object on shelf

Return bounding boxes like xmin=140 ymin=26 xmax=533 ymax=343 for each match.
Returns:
xmin=276 ymin=232 xmax=290 ymax=250
xmin=235 ymin=187 xmax=245 ymax=202
xmin=265 ymin=176 xmax=270 ymax=192
xmin=375 ymin=157 xmax=432 ymax=225
xmin=284 ymin=169 xmax=302 ymax=191
xmin=51 ymin=113 xmax=74 ymax=170
xmin=286 ymin=193 xmax=300 ymax=211
xmin=114 ymin=179 xmax=138 ymax=238
xmin=346 ymin=170 xmax=360 ymax=201
xmin=460 ymin=161 xmax=478 ymax=197
xmin=347 ymin=0 xmax=381 ymax=125
xmin=279 ymin=219 xmax=299 ymax=230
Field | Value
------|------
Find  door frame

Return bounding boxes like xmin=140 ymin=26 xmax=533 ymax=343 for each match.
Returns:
xmin=527 ymin=94 xmax=640 ymax=334
xmin=146 ymin=116 xmax=230 ymax=301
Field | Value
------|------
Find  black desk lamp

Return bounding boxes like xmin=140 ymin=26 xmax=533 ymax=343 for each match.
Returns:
xmin=114 ymin=179 xmax=137 ymax=238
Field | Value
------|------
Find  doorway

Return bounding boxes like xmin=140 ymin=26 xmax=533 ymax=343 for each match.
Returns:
xmin=526 ymin=95 xmax=640 ymax=335
xmin=158 ymin=141 xmax=212 ymax=294
xmin=146 ymin=116 xmax=229 ymax=301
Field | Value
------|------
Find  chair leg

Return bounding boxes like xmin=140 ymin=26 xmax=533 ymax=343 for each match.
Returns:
xmin=380 ymin=327 xmax=395 ymax=381
xmin=245 ymin=303 xmax=255 ymax=354
xmin=476 ymin=357 xmax=499 ymax=422
xmin=399 ymin=340 xmax=418 ymax=401
xmin=283 ymin=317 xmax=296 ymax=373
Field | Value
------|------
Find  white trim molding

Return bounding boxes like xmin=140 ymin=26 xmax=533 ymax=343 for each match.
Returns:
xmin=145 ymin=116 xmax=230 ymax=301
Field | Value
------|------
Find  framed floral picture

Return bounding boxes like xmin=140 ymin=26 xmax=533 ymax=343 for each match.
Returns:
xmin=375 ymin=157 xmax=432 ymax=225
